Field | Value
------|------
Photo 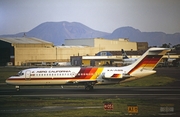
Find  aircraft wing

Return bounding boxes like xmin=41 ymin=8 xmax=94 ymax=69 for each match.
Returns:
xmin=66 ymin=79 xmax=97 ymax=84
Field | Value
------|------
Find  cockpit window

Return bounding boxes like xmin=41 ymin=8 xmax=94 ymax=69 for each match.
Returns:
xmin=18 ymin=71 xmax=24 ymax=76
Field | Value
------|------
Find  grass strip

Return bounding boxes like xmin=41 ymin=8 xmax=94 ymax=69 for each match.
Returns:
xmin=0 ymin=97 xmax=179 ymax=116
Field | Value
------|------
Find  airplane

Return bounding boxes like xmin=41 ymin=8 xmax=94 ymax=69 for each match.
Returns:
xmin=167 ymin=53 xmax=176 ymax=63
xmin=6 ymin=48 xmax=170 ymax=91
xmin=158 ymin=52 xmax=176 ymax=67
xmin=53 ymin=62 xmax=71 ymax=66
xmin=121 ymin=49 xmax=138 ymax=65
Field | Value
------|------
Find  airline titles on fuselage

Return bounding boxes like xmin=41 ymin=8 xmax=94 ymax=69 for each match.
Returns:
xmin=33 ymin=70 xmax=71 ymax=73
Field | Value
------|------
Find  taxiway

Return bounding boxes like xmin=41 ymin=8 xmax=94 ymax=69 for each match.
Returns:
xmin=0 ymin=87 xmax=180 ymax=98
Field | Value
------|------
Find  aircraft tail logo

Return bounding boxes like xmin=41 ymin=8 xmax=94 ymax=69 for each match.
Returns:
xmin=126 ymin=48 xmax=170 ymax=76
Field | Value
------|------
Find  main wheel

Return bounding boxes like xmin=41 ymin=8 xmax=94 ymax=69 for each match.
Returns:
xmin=85 ymin=85 xmax=93 ymax=91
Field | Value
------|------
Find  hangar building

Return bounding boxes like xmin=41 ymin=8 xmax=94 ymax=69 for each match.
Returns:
xmin=0 ymin=37 xmax=148 ymax=66
xmin=0 ymin=37 xmax=54 ymax=66
xmin=65 ymin=38 xmax=139 ymax=51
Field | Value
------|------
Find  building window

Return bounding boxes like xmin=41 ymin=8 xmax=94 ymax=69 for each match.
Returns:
xmin=100 ymin=52 xmax=107 ymax=56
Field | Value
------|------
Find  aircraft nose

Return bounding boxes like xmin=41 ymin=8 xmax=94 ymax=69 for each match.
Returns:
xmin=6 ymin=78 xmax=11 ymax=84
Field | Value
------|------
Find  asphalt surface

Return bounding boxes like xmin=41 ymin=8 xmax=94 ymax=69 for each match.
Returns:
xmin=0 ymin=87 xmax=180 ymax=99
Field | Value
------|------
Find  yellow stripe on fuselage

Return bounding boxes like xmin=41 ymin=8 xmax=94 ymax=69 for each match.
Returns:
xmin=90 ymin=67 xmax=104 ymax=79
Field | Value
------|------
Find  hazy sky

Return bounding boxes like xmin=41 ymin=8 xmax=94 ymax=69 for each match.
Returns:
xmin=0 ymin=0 xmax=180 ymax=35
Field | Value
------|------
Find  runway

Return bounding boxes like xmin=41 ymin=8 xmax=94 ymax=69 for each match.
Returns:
xmin=1 ymin=87 xmax=180 ymax=98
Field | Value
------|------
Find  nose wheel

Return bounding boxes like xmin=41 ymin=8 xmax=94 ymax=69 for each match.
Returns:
xmin=15 ymin=86 xmax=20 ymax=91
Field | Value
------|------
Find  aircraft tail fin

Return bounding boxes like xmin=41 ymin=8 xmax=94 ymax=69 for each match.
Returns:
xmin=126 ymin=48 xmax=170 ymax=77
xmin=121 ymin=49 xmax=129 ymax=59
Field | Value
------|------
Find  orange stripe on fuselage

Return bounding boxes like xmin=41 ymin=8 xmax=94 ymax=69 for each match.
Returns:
xmin=87 ymin=67 xmax=97 ymax=79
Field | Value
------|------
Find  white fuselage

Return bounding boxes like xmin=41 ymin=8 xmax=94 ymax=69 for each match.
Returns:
xmin=6 ymin=67 xmax=130 ymax=86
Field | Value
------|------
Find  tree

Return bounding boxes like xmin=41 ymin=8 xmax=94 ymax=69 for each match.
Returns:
xmin=161 ymin=43 xmax=170 ymax=48
xmin=172 ymin=44 xmax=180 ymax=50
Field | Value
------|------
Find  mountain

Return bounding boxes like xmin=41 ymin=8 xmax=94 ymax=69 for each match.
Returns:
xmin=1 ymin=21 xmax=180 ymax=46
xmin=1 ymin=21 xmax=110 ymax=45
xmin=104 ymin=27 xmax=180 ymax=46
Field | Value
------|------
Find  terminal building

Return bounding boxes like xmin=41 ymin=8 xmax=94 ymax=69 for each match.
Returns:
xmin=0 ymin=37 xmax=148 ymax=66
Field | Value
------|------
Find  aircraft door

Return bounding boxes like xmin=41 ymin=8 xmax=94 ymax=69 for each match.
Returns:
xmin=25 ymin=70 xmax=31 ymax=80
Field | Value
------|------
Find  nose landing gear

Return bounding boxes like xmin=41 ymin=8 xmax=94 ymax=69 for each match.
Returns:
xmin=15 ymin=86 xmax=20 ymax=91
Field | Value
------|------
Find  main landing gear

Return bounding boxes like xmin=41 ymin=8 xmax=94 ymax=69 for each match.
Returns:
xmin=85 ymin=82 xmax=94 ymax=91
